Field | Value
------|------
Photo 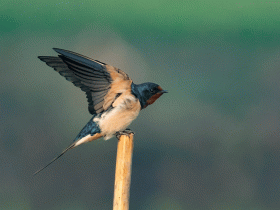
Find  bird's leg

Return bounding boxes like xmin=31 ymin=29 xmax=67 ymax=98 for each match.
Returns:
xmin=123 ymin=128 xmax=135 ymax=134
xmin=115 ymin=128 xmax=135 ymax=139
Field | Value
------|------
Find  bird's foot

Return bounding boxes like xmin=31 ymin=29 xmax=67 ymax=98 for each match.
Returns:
xmin=115 ymin=128 xmax=135 ymax=139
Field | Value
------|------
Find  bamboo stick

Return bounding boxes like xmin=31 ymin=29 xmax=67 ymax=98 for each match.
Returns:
xmin=113 ymin=133 xmax=134 ymax=210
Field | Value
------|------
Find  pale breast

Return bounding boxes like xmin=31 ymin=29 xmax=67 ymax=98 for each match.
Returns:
xmin=94 ymin=92 xmax=141 ymax=140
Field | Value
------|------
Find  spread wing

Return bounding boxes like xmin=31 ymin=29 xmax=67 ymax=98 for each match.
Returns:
xmin=38 ymin=48 xmax=132 ymax=114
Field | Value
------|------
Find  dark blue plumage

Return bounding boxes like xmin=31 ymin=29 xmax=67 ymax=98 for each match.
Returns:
xmin=131 ymin=82 xmax=168 ymax=109
xmin=74 ymin=115 xmax=101 ymax=142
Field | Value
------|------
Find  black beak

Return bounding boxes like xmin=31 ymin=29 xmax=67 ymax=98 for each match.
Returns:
xmin=160 ymin=90 xmax=168 ymax=94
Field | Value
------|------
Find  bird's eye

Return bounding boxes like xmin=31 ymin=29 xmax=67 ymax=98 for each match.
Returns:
xmin=150 ymin=88 xmax=156 ymax=93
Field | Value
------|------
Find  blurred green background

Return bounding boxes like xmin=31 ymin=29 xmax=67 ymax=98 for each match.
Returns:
xmin=1 ymin=0 xmax=280 ymax=209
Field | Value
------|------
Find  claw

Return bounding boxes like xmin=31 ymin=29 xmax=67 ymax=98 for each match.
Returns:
xmin=115 ymin=129 xmax=135 ymax=139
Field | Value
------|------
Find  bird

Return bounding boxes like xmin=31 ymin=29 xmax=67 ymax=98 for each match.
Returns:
xmin=34 ymin=48 xmax=167 ymax=175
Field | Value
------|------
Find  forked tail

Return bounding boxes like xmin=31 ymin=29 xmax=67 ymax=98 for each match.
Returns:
xmin=33 ymin=142 xmax=76 ymax=176
xmin=33 ymin=116 xmax=101 ymax=176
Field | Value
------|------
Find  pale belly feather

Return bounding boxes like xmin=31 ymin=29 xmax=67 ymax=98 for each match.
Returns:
xmin=94 ymin=94 xmax=141 ymax=140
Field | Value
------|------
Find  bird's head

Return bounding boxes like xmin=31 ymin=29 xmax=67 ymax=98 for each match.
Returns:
xmin=131 ymin=82 xmax=168 ymax=109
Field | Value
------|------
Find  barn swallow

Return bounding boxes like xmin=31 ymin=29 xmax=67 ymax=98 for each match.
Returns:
xmin=34 ymin=48 xmax=167 ymax=175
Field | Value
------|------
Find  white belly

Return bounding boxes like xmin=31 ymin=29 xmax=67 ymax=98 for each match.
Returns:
xmin=94 ymin=94 xmax=141 ymax=140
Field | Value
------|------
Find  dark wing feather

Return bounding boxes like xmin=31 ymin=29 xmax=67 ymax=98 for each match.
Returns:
xmin=38 ymin=48 xmax=131 ymax=114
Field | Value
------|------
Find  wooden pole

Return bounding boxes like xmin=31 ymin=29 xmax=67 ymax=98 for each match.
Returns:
xmin=113 ymin=133 xmax=134 ymax=210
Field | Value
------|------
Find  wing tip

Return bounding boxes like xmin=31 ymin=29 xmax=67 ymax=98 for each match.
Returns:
xmin=38 ymin=56 xmax=47 ymax=62
xmin=53 ymin=48 xmax=65 ymax=54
